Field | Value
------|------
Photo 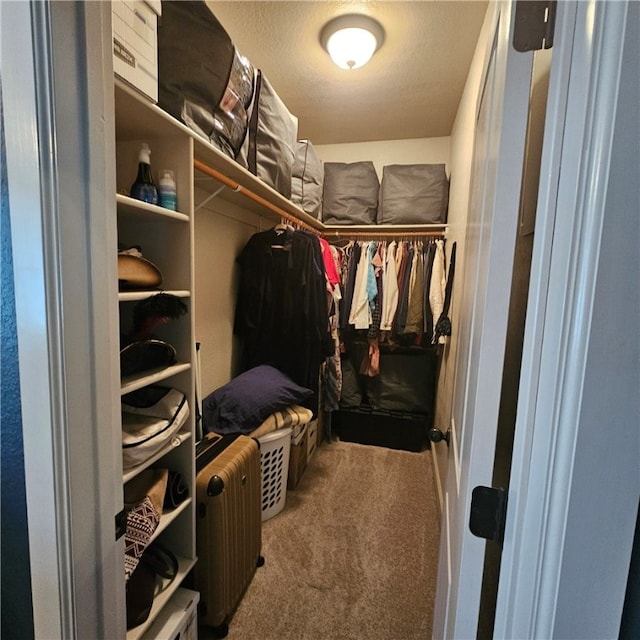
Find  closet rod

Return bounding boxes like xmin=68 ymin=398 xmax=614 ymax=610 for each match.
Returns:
xmin=325 ymin=230 xmax=445 ymax=239
xmin=193 ymin=158 xmax=320 ymax=234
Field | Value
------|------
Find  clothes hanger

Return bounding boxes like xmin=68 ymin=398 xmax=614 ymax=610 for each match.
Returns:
xmin=271 ymin=217 xmax=294 ymax=248
xmin=274 ymin=217 xmax=289 ymax=232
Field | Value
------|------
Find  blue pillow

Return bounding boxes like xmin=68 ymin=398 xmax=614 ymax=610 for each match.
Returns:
xmin=202 ymin=365 xmax=313 ymax=435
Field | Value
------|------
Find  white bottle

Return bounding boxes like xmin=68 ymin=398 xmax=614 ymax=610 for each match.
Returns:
xmin=158 ymin=169 xmax=177 ymax=210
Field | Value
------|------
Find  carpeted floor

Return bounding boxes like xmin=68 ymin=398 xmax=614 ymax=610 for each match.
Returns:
xmin=218 ymin=439 xmax=441 ymax=640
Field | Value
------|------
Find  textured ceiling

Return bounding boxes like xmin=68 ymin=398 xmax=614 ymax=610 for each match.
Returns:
xmin=206 ymin=1 xmax=488 ymax=145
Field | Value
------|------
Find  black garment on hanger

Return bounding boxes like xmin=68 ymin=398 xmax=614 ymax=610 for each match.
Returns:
xmin=339 ymin=242 xmax=361 ymax=331
xmin=234 ymin=227 xmax=331 ymax=408
xmin=422 ymin=241 xmax=437 ymax=343
xmin=394 ymin=243 xmax=415 ymax=338
xmin=434 ymin=241 xmax=457 ymax=340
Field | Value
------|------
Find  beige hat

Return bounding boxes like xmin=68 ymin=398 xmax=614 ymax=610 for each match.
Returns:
xmin=118 ymin=253 xmax=162 ymax=289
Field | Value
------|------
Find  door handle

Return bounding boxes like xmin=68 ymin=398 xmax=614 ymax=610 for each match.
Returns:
xmin=469 ymin=486 xmax=508 ymax=547
xmin=428 ymin=427 xmax=450 ymax=446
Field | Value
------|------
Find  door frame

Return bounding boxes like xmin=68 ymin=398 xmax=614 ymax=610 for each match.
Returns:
xmin=494 ymin=1 xmax=639 ymax=637
xmin=5 ymin=0 xmax=637 ymax=637
xmin=3 ymin=2 xmax=124 ymax=637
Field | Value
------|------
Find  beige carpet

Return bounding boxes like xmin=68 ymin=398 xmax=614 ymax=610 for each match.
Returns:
xmin=223 ymin=439 xmax=441 ymax=640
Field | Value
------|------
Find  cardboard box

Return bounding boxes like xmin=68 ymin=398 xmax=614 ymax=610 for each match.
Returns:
xmin=290 ymin=420 xmax=307 ymax=447
xmin=307 ymin=419 xmax=318 ymax=459
xmin=287 ymin=428 xmax=308 ymax=490
xmin=112 ymin=0 xmax=161 ymax=102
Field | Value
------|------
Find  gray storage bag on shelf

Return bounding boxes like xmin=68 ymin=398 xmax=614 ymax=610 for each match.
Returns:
xmin=157 ymin=1 xmax=254 ymax=159
xmin=291 ymin=140 xmax=323 ymax=219
xmin=237 ymin=70 xmax=298 ymax=199
xmin=378 ymin=164 xmax=450 ymax=224
xmin=322 ymin=161 xmax=380 ymax=224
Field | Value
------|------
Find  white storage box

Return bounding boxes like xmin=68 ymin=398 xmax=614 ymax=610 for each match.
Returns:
xmin=112 ymin=0 xmax=161 ymax=102
xmin=141 ymin=587 xmax=199 ymax=640
xmin=258 ymin=428 xmax=292 ymax=521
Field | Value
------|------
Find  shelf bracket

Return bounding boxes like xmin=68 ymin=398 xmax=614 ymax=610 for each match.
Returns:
xmin=195 ymin=184 xmax=227 ymax=213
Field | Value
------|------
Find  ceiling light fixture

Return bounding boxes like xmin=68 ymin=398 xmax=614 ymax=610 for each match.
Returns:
xmin=320 ymin=14 xmax=385 ymax=70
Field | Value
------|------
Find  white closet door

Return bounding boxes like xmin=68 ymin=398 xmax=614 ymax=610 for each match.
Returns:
xmin=432 ymin=1 xmax=534 ymax=636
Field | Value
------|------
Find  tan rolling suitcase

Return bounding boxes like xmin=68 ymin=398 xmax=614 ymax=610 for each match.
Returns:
xmin=194 ymin=434 xmax=263 ymax=636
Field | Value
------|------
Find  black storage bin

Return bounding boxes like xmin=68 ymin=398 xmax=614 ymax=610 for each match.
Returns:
xmin=368 ymin=349 xmax=438 ymax=414
xmin=333 ymin=406 xmax=431 ymax=453
xmin=339 ymin=340 xmax=438 ymax=415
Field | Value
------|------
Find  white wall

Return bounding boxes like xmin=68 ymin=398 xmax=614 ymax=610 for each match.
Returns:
xmin=194 ymin=191 xmax=265 ymax=396
xmin=312 ymin=44 xmax=493 ymax=511
xmin=430 ymin=3 xmax=494 ymax=505
xmin=315 ymin=136 xmax=450 ymax=179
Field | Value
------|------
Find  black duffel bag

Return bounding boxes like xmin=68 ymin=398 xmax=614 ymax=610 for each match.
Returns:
xmin=157 ymin=1 xmax=254 ymax=159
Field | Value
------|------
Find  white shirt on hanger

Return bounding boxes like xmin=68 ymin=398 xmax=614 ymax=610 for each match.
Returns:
xmin=349 ymin=242 xmax=374 ymax=330
xmin=429 ymin=239 xmax=446 ymax=343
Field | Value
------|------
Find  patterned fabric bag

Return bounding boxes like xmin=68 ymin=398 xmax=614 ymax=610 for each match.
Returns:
xmin=123 ymin=468 xmax=169 ymax=581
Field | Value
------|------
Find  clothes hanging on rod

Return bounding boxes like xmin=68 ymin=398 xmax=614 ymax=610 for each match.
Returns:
xmin=233 ymin=226 xmax=333 ymax=411
xmin=380 ymin=241 xmax=399 ymax=332
xmin=334 ymin=238 xmax=446 ymax=349
xmin=429 ymin=239 xmax=446 ymax=344
xmin=434 ymin=241 xmax=457 ymax=343
xmin=326 ymin=237 xmax=446 ymax=432
xmin=319 ymin=239 xmax=344 ymax=415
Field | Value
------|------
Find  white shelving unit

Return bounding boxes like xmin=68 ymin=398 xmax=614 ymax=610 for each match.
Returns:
xmin=114 ymin=79 xmax=197 ymax=640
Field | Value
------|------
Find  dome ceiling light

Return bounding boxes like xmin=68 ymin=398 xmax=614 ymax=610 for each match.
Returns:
xmin=320 ymin=14 xmax=385 ymax=70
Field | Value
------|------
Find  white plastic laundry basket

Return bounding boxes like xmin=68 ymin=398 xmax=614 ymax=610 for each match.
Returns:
xmin=258 ymin=428 xmax=292 ymax=521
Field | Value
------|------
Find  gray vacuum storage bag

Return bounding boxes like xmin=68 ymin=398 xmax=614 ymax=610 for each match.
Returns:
xmin=291 ymin=140 xmax=323 ymax=218
xmin=237 ymin=70 xmax=298 ymax=199
xmin=378 ymin=164 xmax=449 ymax=224
xmin=322 ymin=161 xmax=380 ymax=225
xmin=157 ymin=1 xmax=254 ymax=159
xmin=204 ymin=49 xmax=254 ymax=158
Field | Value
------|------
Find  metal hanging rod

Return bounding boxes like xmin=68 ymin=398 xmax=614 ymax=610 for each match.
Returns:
xmin=193 ymin=158 xmax=320 ymax=234
xmin=325 ymin=229 xmax=445 ymax=240
xmin=193 ymin=158 xmax=447 ymax=241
